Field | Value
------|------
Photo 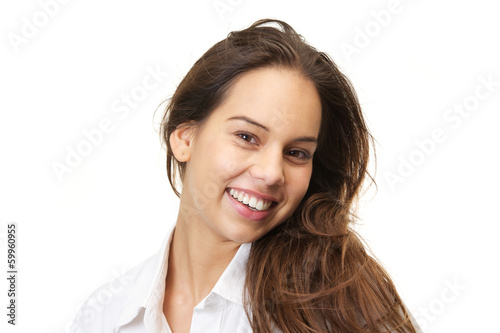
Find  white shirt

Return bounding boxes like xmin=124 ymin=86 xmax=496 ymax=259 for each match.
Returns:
xmin=69 ymin=227 xmax=254 ymax=333
xmin=70 ymin=228 xmax=421 ymax=333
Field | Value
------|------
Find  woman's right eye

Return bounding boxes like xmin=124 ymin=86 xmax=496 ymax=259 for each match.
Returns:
xmin=236 ymin=132 xmax=257 ymax=144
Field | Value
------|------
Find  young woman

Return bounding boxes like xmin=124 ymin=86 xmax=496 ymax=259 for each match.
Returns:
xmin=71 ymin=19 xmax=421 ymax=333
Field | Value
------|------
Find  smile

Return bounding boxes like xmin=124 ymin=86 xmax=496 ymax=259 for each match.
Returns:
xmin=225 ymin=188 xmax=278 ymax=221
xmin=229 ymin=188 xmax=274 ymax=211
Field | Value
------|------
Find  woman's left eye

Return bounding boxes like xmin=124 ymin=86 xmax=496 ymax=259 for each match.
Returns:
xmin=287 ymin=149 xmax=311 ymax=160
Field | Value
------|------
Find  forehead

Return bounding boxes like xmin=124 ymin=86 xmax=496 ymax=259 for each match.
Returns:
xmin=209 ymin=67 xmax=322 ymax=135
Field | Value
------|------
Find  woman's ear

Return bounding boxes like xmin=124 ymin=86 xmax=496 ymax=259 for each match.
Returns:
xmin=169 ymin=123 xmax=196 ymax=162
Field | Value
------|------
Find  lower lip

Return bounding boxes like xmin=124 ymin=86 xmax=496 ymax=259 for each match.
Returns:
xmin=225 ymin=189 xmax=274 ymax=221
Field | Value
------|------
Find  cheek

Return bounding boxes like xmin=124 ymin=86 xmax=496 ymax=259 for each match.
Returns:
xmin=189 ymin=140 xmax=221 ymax=192
xmin=204 ymin=141 xmax=246 ymax=186
xmin=287 ymin=166 xmax=313 ymax=201
xmin=209 ymin=141 xmax=251 ymax=179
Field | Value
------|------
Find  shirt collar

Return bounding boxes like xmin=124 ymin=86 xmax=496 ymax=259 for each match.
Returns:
xmin=210 ymin=242 xmax=251 ymax=306
xmin=114 ymin=226 xmax=252 ymax=328
xmin=115 ymin=226 xmax=174 ymax=328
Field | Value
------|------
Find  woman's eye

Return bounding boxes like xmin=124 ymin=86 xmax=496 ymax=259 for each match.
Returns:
xmin=287 ymin=149 xmax=311 ymax=160
xmin=236 ymin=132 xmax=257 ymax=144
xmin=235 ymin=132 xmax=312 ymax=161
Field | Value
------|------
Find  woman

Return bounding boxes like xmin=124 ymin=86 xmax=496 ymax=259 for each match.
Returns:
xmin=71 ymin=19 xmax=421 ymax=333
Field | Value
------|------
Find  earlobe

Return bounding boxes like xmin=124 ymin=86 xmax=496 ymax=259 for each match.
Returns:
xmin=169 ymin=124 xmax=196 ymax=162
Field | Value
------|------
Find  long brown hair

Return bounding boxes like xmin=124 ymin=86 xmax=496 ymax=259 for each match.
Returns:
xmin=159 ymin=19 xmax=417 ymax=333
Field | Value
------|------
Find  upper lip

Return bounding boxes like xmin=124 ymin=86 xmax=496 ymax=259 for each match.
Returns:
xmin=228 ymin=187 xmax=279 ymax=203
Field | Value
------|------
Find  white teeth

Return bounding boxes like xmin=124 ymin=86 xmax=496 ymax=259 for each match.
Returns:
xmin=256 ymin=200 xmax=263 ymax=210
xmin=228 ymin=188 xmax=273 ymax=211
xmin=243 ymin=194 xmax=250 ymax=205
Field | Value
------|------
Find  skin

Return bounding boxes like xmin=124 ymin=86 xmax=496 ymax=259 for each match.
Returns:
xmin=164 ymin=67 xmax=322 ymax=332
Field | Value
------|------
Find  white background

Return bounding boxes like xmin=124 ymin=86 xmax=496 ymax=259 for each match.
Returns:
xmin=1 ymin=0 xmax=499 ymax=332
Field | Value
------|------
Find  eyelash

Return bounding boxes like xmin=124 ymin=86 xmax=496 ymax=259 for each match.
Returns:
xmin=234 ymin=131 xmax=312 ymax=161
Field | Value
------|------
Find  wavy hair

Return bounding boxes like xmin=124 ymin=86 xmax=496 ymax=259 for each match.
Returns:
xmin=159 ymin=19 xmax=417 ymax=333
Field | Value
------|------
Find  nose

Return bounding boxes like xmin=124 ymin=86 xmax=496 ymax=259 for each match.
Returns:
xmin=249 ymin=147 xmax=285 ymax=186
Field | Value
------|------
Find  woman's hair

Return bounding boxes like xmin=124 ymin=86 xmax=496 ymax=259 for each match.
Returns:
xmin=159 ymin=19 xmax=417 ymax=333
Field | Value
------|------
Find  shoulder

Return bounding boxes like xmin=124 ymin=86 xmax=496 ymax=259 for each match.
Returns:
xmin=69 ymin=253 xmax=158 ymax=333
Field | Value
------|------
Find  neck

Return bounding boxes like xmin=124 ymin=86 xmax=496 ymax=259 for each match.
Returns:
xmin=165 ymin=212 xmax=241 ymax=306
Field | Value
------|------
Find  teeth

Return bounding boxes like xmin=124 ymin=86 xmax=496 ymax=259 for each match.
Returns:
xmin=228 ymin=189 xmax=273 ymax=211
xmin=243 ymin=194 xmax=250 ymax=205
xmin=256 ymin=200 xmax=263 ymax=210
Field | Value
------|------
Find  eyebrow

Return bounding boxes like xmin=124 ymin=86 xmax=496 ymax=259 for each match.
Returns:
xmin=226 ymin=116 xmax=318 ymax=144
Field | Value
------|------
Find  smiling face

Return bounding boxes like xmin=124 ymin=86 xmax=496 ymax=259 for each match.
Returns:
xmin=170 ymin=67 xmax=322 ymax=245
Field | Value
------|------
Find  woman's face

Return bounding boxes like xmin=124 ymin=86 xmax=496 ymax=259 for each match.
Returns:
xmin=173 ymin=67 xmax=322 ymax=244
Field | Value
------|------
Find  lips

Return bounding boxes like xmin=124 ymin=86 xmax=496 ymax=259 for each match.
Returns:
xmin=229 ymin=188 xmax=273 ymax=211
xmin=225 ymin=187 xmax=278 ymax=221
